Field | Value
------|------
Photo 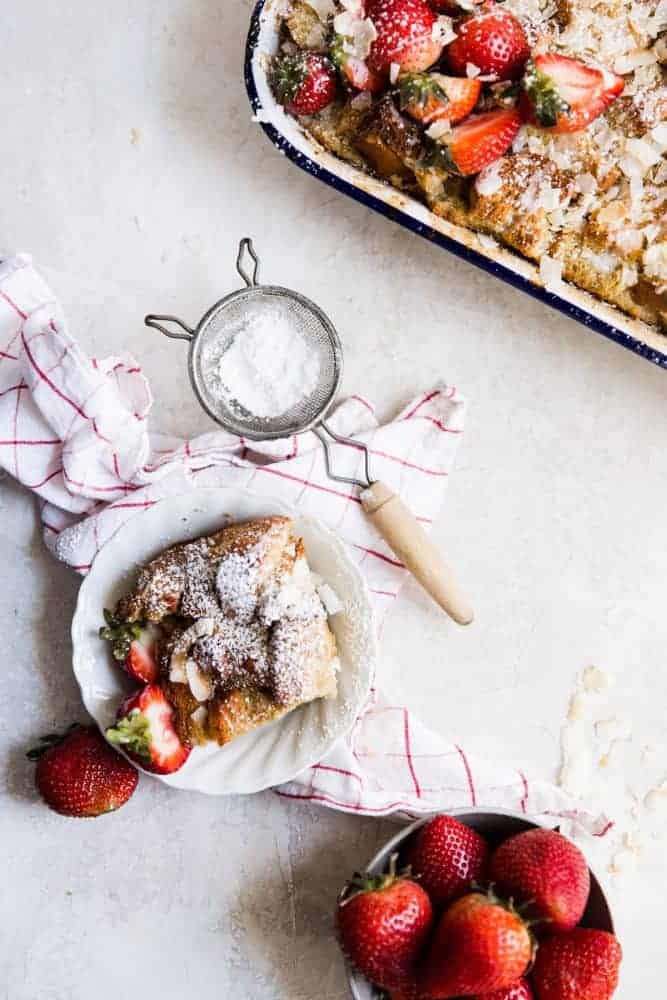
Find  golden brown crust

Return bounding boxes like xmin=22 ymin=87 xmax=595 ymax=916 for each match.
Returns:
xmin=118 ymin=516 xmax=293 ymax=623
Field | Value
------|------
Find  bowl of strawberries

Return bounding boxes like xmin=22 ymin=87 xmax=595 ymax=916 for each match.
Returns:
xmin=336 ymin=810 xmax=621 ymax=1000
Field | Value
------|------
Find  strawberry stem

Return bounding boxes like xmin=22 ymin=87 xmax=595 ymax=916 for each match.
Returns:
xmin=106 ymin=712 xmax=152 ymax=761
xmin=99 ymin=608 xmax=145 ymax=662
xmin=26 ymin=723 xmax=81 ymax=760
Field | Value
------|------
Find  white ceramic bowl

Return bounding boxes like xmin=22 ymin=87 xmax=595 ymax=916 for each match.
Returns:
xmin=71 ymin=487 xmax=377 ymax=795
xmin=347 ymin=809 xmax=615 ymax=1000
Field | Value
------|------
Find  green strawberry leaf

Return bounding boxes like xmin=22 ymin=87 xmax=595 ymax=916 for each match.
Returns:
xmin=106 ymin=711 xmax=152 ymax=761
xmin=522 ymin=59 xmax=570 ymax=128
xmin=399 ymin=73 xmax=449 ymax=112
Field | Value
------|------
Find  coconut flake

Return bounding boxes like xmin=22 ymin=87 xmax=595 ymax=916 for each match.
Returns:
xmin=304 ymin=0 xmax=335 ymax=21
xmin=540 ymin=254 xmax=564 ymax=291
xmin=432 ymin=15 xmax=457 ymax=45
xmin=475 ymin=161 xmax=504 ymax=196
xmin=581 ymin=664 xmax=614 ymax=693
xmin=426 ymin=119 xmax=452 ymax=140
xmin=644 ymin=242 xmax=667 ymax=281
xmin=333 ymin=13 xmax=377 ymax=59
xmin=186 ymin=658 xmax=214 ymax=702
xmin=466 ymin=61 xmax=481 ymax=77
xmin=389 ymin=62 xmax=401 ymax=84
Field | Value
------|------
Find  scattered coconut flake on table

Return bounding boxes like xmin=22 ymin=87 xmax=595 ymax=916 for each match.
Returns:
xmin=202 ymin=299 xmax=321 ymax=419
xmin=556 ymin=664 xmax=666 ymax=891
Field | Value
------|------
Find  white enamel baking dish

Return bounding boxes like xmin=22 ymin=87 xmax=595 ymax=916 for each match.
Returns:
xmin=245 ymin=0 xmax=667 ymax=369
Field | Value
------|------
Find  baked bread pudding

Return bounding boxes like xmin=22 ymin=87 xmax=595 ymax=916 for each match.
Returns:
xmin=101 ymin=517 xmax=339 ymax=772
xmin=270 ymin=0 xmax=667 ymax=330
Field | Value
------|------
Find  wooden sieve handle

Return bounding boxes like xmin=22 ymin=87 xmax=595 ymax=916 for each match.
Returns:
xmin=361 ymin=481 xmax=474 ymax=626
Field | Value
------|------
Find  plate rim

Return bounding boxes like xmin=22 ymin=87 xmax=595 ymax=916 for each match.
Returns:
xmin=71 ymin=485 xmax=378 ymax=795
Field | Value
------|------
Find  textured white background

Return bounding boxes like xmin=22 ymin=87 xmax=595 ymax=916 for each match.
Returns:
xmin=1 ymin=1 xmax=665 ymax=997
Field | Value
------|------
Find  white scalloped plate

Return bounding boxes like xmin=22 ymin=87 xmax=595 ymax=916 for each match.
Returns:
xmin=71 ymin=487 xmax=377 ymax=795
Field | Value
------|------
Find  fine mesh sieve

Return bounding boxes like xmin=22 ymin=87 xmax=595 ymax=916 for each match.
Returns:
xmin=145 ymin=239 xmax=473 ymax=625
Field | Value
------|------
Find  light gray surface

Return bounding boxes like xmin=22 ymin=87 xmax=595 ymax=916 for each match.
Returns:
xmin=0 ymin=1 xmax=664 ymax=996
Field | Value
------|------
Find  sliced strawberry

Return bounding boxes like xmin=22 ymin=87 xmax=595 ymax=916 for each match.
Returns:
xmin=426 ymin=106 xmax=521 ymax=175
xmin=520 ymin=53 xmax=624 ymax=133
xmin=106 ymin=684 xmax=191 ymax=775
xmin=100 ymin=609 xmax=159 ymax=684
xmin=399 ymin=71 xmax=481 ymax=125
xmin=125 ymin=639 xmax=159 ymax=684
xmin=333 ymin=42 xmax=385 ymax=93
xmin=272 ymin=53 xmax=337 ymax=116
xmin=446 ymin=9 xmax=530 ymax=81
xmin=367 ymin=0 xmax=443 ymax=74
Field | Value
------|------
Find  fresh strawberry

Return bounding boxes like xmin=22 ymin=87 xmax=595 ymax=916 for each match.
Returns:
xmin=99 ymin=609 xmax=159 ymax=684
xmin=386 ymin=984 xmax=428 ymax=1000
xmin=475 ymin=980 xmax=535 ymax=1000
xmin=405 ymin=813 xmax=490 ymax=907
xmin=28 ymin=724 xmax=138 ymax=817
xmin=272 ymin=53 xmax=337 ymax=116
xmin=426 ymin=107 xmax=521 ymax=175
xmin=490 ymin=828 xmax=590 ymax=933
xmin=331 ymin=33 xmax=385 ymax=93
xmin=399 ymin=72 xmax=482 ymax=125
xmin=106 ymin=684 xmax=191 ymax=774
xmin=520 ymin=53 xmax=624 ymax=133
xmin=336 ymin=853 xmax=434 ymax=990
xmin=124 ymin=639 xmax=159 ymax=683
xmin=446 ymin=9 xmax=530 ymax=81
xmin=532 ymin=929 xmax=622 ymax=1000
xmin=341 ymin=55 xmax=385 ymax=92
xmin=367 ymin=0 xmax=443 ymax=74
xmin=419 ymin=891 xmax=533 ymax=997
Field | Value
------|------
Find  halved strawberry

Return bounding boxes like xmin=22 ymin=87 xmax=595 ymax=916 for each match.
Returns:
xmin=446 ymin=9 xmax=530 ymax=82
xmin=520 ymin=53 xmax=624 ymax=133
xmin=272 ymin=53 xmax=337 ymax=116
xmin=332 ymin=36 xmax=385 ymax=93
xmin=426 ymin=106 xmax=521 ymax=175
xmin=367 ymin=0 xmax=443 ymax=74
xmin=99 ymin=609 xmax=159 ymax=684
xmin=124 ymin=639 xmax=159 ymax=684
xmin=399 ymin=72 xmax=482 ymax=125
xmin=106 ymin=684 xmax=191 ymax=775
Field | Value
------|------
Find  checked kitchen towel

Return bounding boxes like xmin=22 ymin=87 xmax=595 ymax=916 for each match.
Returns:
xmin=0 ymin=252 xmax=609 ymax=834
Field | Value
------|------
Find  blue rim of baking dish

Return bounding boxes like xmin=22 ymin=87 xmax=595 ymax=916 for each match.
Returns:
xmin=244 ymin=0 xmax=667 ymax=370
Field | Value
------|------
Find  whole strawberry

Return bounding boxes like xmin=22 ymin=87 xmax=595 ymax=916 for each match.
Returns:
xmin=405 ymin=814 xmax=490 ymax=907
xmin=336 ymin=854 xmax=433 ymax=990
xmin=367 ymin=0 xmax=443 ymax=74
xmin=446 ymin=8 xmax=530 ymax=81
xmin=532 ymin=929 xmax=622 ymax=1000
xmin=29 ymin=724 xmax=138 ymax=817
xmin=272 ymin=53 xmax=337 ymax=116
xmin=475 ymin=980 xmax=534 ymax=1000
xmin=490 ymin=828 xmax=590 ymax=932
xmin=420 ymin=891 xmax=533 ymax=997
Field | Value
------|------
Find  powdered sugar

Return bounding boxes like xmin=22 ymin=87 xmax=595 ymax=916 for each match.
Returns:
xmin=203 ymin=300 xmax=321 ymax=419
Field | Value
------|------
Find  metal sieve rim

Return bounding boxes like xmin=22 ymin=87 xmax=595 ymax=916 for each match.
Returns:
xmin=187 ymin=285 xmax=344 ymax=441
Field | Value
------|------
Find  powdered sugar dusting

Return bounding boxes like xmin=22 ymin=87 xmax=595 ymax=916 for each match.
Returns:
xmin=201 ymin=299 xmax=321 ymax=419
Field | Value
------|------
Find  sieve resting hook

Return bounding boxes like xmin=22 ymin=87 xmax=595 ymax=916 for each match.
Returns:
xmin=314 ymin=421 xmax=372 ymax=490
xmin=236 ymin=238 xmax=261 ymax=288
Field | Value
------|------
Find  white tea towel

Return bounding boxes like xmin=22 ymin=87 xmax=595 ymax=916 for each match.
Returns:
xmin=0 ymin=253 xmax=609 ymax=834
